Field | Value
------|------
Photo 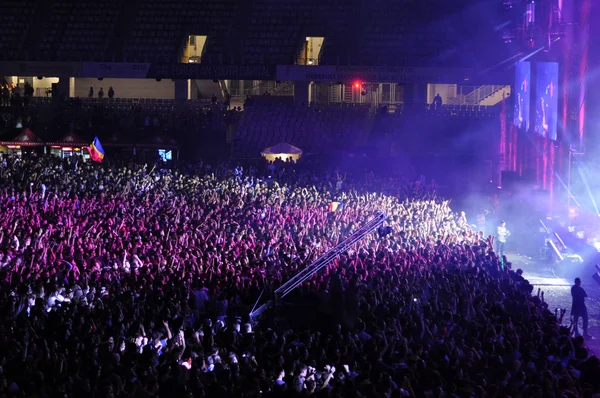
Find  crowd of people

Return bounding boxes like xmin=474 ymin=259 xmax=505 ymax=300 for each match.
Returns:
xmin=0 ymin=153 xmax=597 ymax=398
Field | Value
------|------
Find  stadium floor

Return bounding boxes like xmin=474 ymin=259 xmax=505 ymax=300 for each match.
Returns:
xmin=510 ymin=252 xmax=600 ymax=355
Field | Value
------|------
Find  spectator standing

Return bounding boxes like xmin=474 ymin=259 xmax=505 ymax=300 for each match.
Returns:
xmin=572 ymin=277 xmax=592 ymax=338
xmin=224 ymin=89 xmax=231 ymax=110
xmin=496 ymin=220 xmax=509 ymax=256
xmin=98 ymin=87 xmax=104 ymax=99
xmin=1 ymin=84 xmax=9 ymax=106
xmin=24 ymin=82 xmax=34 ymax=98
xmin=433 ymin=93 xmax=442 ymax=108
xmin=88 ymin=86 xmax=94 ymax=98
xmin=108 ymin=86 xmax=114 ymax=99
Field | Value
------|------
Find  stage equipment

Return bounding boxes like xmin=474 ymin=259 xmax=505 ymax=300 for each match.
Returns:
xmin=249 ymin=212 xmax=386 ymax=322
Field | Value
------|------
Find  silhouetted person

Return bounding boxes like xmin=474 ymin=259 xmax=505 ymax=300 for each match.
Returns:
xmin=433 ymin=93 xmax=442 ymax=108
xmin=24 ymin=83 xmax=34 ymax=98
xmin=88 ymin=87 xmax=94 ymax=98
xmin=571 ymin=277 xmax=592 ymax=338
xmin=108 ymin=87 xmax=114 ymax=99
xmin=98 ymin=87 xmax=104 ymax=99
xmin=224 ymin=90 xmax=231 ymax=110
xmin=211 ymin=93 xmax=217 ymax=104
xmin=1 ymin=85 xmax=9 ymax=106
xmin=244 ymin=95 xmax=252 ymax=109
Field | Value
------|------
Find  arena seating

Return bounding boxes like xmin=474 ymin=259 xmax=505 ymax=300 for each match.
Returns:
xmin=57 ymin=0 xmax=120 ymax=61
xmin=34 ymin=0 xmax=121 ymax=61
xmin=123 ymin=0 xmax=189 ymax=62
xmin=233 ymin=103 xmax=371 ymax=158
xmin=0 ymin=0 xmax=510 ymax=66
xmin=232 ymin=101 xmax=499 ymax=158
xmin=373 ymin=104 xmax=498 ymax=156
xmin=124 ymin=0 xmax=242 ymax=63
xmin=0 ymin=1 xmax=35 ymax=60
xmin=320 ymin=2 xmax=469 ymax=66
xmin=235 ymin=0 xmax=312 ymax=65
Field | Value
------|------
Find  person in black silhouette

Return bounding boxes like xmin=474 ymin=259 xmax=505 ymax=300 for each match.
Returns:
xmin=433 ymin=93 xmax=442 ymax=109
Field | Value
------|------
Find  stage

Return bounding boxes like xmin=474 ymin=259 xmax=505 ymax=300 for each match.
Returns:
xmin=509 ymin=251 xmax=600 ymax=354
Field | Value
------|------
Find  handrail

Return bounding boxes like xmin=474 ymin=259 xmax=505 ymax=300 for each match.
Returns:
xmin=463 ymin=85 xmax=505 ymax=105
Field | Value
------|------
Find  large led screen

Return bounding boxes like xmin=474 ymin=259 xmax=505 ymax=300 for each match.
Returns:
xmin=535 ymin=62 xmax=558 ymax=140
xmin=513 ymin=62 xmax=531 ymax=131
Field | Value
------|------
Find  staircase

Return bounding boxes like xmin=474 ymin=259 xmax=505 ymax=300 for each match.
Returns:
xmin=194 ymin=80 xmax=222 ymax=101
xmin=463 ymin=85 xmax=510 ymax=106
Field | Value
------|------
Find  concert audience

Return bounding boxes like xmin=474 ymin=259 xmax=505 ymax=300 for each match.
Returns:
xmin=0 ymin=154 xmax=596 ymax=397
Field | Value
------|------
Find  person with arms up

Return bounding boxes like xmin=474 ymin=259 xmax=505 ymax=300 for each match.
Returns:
xmin=572 ymin=277 xmax=593 ymax=338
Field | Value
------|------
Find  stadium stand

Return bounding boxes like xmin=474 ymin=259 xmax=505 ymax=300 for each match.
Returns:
xmin=0 ymin=0 xmax=512 ymax=65
xmin=58 ymin=0 xmax=120 ymax=61
xmin=123 ymin=0 xmax=243 ymax=63
xmin=31 ymin=0 xmax=121 ymax=61
xmin=232 ymin=100 xmax=500 ymax=159
xmin=0 ymin=0 xmax=35 ymax=60
xmin=123 ymin=0 xmax=186 ymax=62
xmin=232 ymin=102 xmax=371 ymax=158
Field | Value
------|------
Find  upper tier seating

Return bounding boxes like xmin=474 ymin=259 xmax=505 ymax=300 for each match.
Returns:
xmin=0 ymin=1 xmax=35 ymax=60
xmin=34 ymin=0 xmax=121 ymax=61
xmin=57 ymin=0 xmax=121 ymax=61
xmin=124 ymin=0 xmax=239 ymax=63
xmin=232 ymin=0 xmax=311 ymax=65
xmin=123 ymin=0 xmax=191 ymax=62
xmin=0 ymin=0 xmax=513 ymax=66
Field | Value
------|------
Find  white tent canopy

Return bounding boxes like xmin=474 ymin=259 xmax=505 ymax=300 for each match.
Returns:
xmin=261 ymin=143 xmax=303 ymax=162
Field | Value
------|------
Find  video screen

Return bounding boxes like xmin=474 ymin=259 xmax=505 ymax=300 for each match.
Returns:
xmin=158 ymin=149 xmax=172 ymax=161
xmin=535 ymin=62 xmax=558 ymax=140
xmin=513 ymin=62 xmax=531 ymax=131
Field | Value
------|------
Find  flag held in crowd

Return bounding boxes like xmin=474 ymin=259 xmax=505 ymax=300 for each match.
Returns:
xmin=329 ymin=201 xmax=343 ymax=212
xmin=88 ymin=137 xmax=105 ymax=163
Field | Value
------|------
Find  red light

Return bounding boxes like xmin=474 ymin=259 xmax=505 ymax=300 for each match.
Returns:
xmin=354 ymin=83 xmax=360 ymax=88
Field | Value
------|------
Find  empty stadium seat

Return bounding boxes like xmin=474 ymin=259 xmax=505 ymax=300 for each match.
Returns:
xmin=0 ymin=1 xmax=35 ymax=60
xmin=233 ymin=103 xmax=370 ymax=158
xmin=0 ymin=0 xmax=510 ymax=66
